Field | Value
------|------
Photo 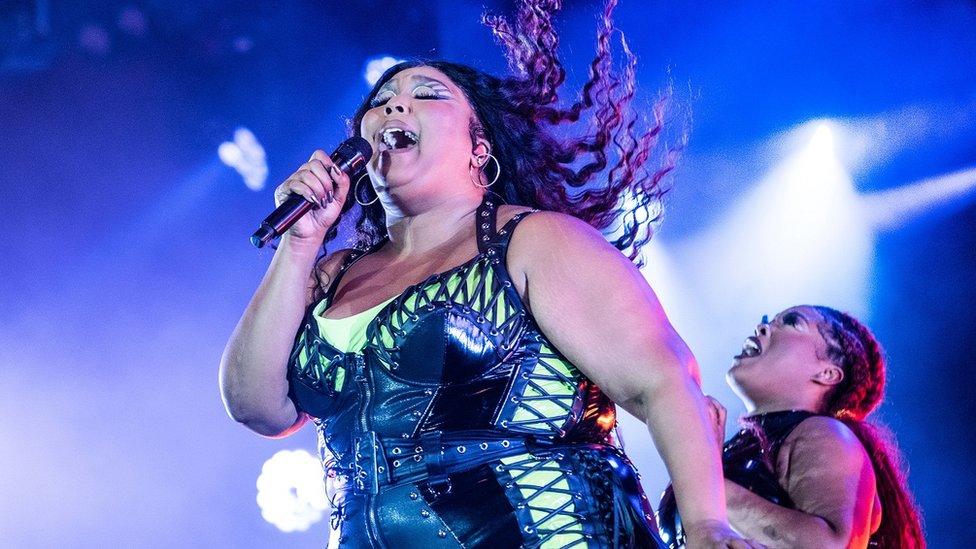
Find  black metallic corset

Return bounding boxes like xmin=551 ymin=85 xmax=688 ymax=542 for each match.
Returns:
xmin=283 ymin=197 xmax=662 ymax=548
xmin=657 ymin=410 xmax=814 ymax=548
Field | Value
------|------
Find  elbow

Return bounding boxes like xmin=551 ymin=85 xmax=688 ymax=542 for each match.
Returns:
xmin=224 ymin=401 xmax=303 ymax=438
xmin=220 ymin=381 xmax=300 ymax=438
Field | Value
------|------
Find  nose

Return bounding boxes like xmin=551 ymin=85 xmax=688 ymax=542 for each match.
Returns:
xmin=755 ymin=315 xmax=770 ymax=337
xmin=384 ymin=96 xmax=408 ymax=115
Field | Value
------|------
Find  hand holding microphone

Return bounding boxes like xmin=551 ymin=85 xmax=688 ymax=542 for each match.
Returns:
xmin=251 ymin=137 xmax=373 ymax=248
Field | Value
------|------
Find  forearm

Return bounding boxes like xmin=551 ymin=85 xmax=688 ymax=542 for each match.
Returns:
xmin=638 ymin=360 xmax=728 ymax=531
xmin=725 ymin=480 xmax=849 ymax=549
xmin=219 ymin=237 xmax=320 ymax=436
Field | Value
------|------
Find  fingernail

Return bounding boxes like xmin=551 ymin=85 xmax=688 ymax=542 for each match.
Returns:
xmin=309 ymin=194 xmax=320 ymax=206
xmin=328 ymin=191 xmax=335 ymax=203
xmin=330 ymin=165 xmax=342 ymax=177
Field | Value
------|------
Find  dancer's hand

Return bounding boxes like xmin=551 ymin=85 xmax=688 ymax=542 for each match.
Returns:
xmin=704 ymin=395 xmax=727 ymax=449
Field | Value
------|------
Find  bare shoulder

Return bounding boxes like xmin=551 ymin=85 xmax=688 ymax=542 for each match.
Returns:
xmin=782 ymin=415 xmax=868 ymax=466
xmin=502 ymin=208 xmax=611 ymax=254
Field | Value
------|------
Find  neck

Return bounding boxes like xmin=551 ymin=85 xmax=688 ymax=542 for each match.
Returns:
xmin=745 ymin=395 xmax=823 ymax=417
xmin=382 ymin=192 xmax=484 ymax=255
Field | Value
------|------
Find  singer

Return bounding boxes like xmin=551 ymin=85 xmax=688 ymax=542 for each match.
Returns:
xmin=220 ymin=1 xmax=752 ymax=547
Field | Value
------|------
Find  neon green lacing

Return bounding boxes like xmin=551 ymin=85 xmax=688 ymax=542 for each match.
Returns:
xmin=501 ymin=454 xmax=587 ymax=548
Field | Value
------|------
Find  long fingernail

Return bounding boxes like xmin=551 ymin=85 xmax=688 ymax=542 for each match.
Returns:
xmin=327 ymin=191 xmax=335 ymax=203
xmin=309 ymin=194 xmax=320 ymax=206
xmin=330 ymin=165 xmax=342 ymax=177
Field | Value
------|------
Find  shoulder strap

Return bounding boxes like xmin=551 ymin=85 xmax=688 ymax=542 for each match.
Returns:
xmin=321 ymin=239 xmax=387 ymax=306
xmin=476 ymin=194 xmax=539 ymax=254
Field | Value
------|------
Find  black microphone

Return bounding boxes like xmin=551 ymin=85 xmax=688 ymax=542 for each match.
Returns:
xmin=251 ymin=137 xmax=373 ymax=248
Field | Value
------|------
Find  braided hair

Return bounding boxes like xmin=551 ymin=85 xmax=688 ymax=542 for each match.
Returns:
xmin=321 ymin=0 xmax=675 ymax=268
xmin=813 ymin=306 xmax=926 ymax=548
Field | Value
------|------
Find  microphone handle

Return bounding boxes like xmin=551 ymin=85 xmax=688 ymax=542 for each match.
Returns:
xmin=250 ymin=147 xmax=367 ymax=248
xmin=250 ymin=194 xmax=312 ymax=248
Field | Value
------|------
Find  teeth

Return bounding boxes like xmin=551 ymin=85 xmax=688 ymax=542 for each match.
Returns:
xmin=380 ymin=128 xmax=418 ymax=149
xmin=741 ymin=337 xmax=761 ymax=357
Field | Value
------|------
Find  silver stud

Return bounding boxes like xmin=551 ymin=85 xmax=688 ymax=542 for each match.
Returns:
xmin=437 ymin=530 xmax=447 ymax=538
xmin=421 ymin=510 xmax=430 ymax=518
xmin=409 ymin=492 xmax=419 ymax=500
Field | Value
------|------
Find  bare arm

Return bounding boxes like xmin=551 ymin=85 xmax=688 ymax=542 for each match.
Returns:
xmin=725 ymin=417 xmax=878 ymax=549
xmin=508 ymin=212 xmax=748 ymax=548
xmin=219 ymin=149 xmax=351 ymax=437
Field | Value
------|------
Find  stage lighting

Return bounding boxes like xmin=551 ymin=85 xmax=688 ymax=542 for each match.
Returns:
xmin=256 ymin=449 xmax=328 ymax=533
xmin=364 ymin=55 xmax=403 ymax=87
xmin=218 ymin=127 xmax=267 ymax=191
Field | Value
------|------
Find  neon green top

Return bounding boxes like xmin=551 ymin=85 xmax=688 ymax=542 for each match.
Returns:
xmin=311 ymin=296 xmax=397 ymax=353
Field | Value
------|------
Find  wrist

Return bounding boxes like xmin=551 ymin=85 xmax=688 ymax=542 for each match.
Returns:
xmin=277 ymin=233 xmax=325 ymax=258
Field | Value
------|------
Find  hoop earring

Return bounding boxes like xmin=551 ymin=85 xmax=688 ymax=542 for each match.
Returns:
xmin=470 ymin=152 xmax=501 ymax=188
xmin=354 ymin=172 xmax=379 ymax=206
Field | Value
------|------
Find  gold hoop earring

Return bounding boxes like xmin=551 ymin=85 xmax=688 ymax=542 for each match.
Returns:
xmin=355 ymin=172 xmax=379 ymax=206
xmin=470 ymin=152 xmax=501 ymax=188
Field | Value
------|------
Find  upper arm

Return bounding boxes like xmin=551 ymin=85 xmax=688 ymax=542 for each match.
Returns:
xmin=506 ymin=211 xmax=698 ymax=419
xmin=778 ymin=417 xmax=878 ymax=545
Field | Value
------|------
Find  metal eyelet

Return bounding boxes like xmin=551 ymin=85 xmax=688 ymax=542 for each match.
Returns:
xmin=479 ymin=442 xmax=489 ymax=450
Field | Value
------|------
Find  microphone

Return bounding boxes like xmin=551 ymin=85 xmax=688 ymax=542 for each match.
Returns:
xmin=250 ymin=137 xmax=373 ymax=248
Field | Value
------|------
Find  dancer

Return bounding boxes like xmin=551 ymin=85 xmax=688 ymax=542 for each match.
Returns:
xmin=659 ymin=305 xmax=925 ymax=548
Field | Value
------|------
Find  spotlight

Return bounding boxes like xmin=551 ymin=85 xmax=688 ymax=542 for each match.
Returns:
xmin=255 ymin=449 xmax=329 ymax=533
xmin=218 ymin=127 xmax=267 ymax=191
xmin=364 ymin=55 xmax=403 ymax=87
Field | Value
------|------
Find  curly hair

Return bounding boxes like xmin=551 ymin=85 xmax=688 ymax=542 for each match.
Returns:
xmin=813 ymin=306 xmax=926 ymax=548
xmin=319 ymin=0 xmax=675 ymax=268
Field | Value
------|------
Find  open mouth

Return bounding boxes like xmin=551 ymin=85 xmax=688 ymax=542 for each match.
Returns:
xmin=734 ymin=336 xmax=762 ymax=359
xmin=379 ymin=127 xmax=419 ymax=151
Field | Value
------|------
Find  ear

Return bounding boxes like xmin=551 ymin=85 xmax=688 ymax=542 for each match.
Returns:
xmin=811 ymin=362 xmax=845 ymax=387
xmin=472 ymin=140 xmax=491 ymax=158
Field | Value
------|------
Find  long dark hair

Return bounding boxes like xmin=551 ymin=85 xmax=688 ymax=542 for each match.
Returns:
xmin=322 ymin=0 xmax=676 ymax=266
xmin=813 ymin=306 xmax=926 ymax=548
